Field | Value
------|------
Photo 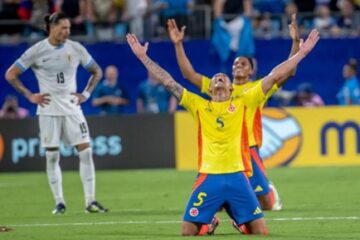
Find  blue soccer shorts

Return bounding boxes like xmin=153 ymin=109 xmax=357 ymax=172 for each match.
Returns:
xmin=249 ymin=146 xmax=271 ymax=196
xmin=183 ymin=172 xmax=264 ymax=225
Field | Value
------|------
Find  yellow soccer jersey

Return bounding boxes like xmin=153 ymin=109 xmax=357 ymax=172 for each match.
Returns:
xmin=179 ymin=83 xmax=266 ymax=174
xmin=201 ymin=76 xmax=278 ymax=147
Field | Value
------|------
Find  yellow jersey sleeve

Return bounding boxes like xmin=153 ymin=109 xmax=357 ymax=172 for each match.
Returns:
xmin=241 ymin=81 xmax=266 ymax=108
xmin=179 ymin=88 xmax=201 ymax=118
xmin=200 ymin=75 xmax=211 ymax=96
xmin=252 ymin=79 xmax=279 ymax=107
xmin=265 ymin=83 xmax=279 ymax=101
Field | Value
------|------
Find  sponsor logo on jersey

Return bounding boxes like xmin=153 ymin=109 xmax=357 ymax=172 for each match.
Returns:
xmin=189 ymin=207 xmax=199 ymax=217
xmin=242 ymin=88 xmax=249 ymax=94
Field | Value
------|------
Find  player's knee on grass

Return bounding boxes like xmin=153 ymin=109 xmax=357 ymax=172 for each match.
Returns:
xmin=247 ymin=218 xmax=268 ymax=235
xmin=257 ymin=194 xmax=274 ymax=210
xmin=181 ymin=221 xmax=201 ymax=236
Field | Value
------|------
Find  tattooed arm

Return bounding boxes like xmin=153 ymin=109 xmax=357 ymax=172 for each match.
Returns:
xmin=73 ymin=61 xmax=103 ymax=104
xmin=5 ymin=65 xmax=50 ymax=107
xmin=126 ymin=34 xmax=184 ymax=100
xmin=84 ymin=62 xmax=103 ymax=93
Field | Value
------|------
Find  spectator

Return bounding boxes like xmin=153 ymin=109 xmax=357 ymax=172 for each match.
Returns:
xmin=124 ymin=0 xmax=148 ymax=39
xmin=295 ymin=82 xmax=324 ymax=106
xmin=295 ymin=0 xmax=315 ymax=12
xmin=272 ymin=89 xmax=297 ymax=106
xmin=314 ymin=0 xmax=338 ymax=10
xmin=283 ymin=2 xmax=311 ymax=36
xmin=92 ymin=65 xmax=129 ymax=115
xmin=337 ymin=58 xmax=360 ymax=105
xmin=18 ymin=0 xmax=56 ymax=37
xmin=212 ymin=0 xmax=255 ymax=74
xmin=86 ymin=0 xmax=118 ymax=40
xmin=59 ymin=0 xmax=87 ymax=35
xmin=284 ymin=1 xmax=299 ymax=24
xmin=0 ymin=95 xmax=29 ymax=119
xmin=253 ymin=0 xmax=287 ymax=14
xmin=253 ymin=12 xmax=280 ymax=39
xmin=336 ymin=0 xmax=357 ymax=36
xmin=313 ymin=4 xmax=337 ymax=36
xmin=87 ymin=0 xmax=116 ymax=24
xmin=137 ymin=71 xmax=177 ymax=113
xmin=0 ymin=0 xmax=23 ymax=36
xmin=157 ymin=0 xmax=194 ymax=31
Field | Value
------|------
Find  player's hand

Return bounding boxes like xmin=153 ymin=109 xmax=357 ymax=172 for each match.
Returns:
xmin=71 ymin=92 xmax=87 ymax=105
xmin=28 ymin=93 xmax=50 ymax=107
xmin=289 ymin=14 xmax=300 ymax=42
xmin=299 ymin=29 xmax=320 ymax=56
xmin=126 ymin=34 xmax=148 ymax=59
xmin=167 ymin=19 xmax=186 ymax=44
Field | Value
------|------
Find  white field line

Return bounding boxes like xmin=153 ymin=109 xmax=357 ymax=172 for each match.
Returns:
xmin=7 ymin=216 xmax=360 ymax=228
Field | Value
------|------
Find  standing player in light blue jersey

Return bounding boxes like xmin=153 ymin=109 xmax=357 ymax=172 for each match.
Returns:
xmin=5 ymin=12 xmax=108 ymax=214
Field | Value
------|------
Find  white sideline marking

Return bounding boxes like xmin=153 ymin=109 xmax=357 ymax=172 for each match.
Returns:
xmin=8 ymin=216 xmax=360 ymax=228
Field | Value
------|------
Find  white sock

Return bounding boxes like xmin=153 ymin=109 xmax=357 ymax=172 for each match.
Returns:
xmin=78 ymin=147 xmax=95 ymax=206
xmin=46 ymin=151 xmax=65 ymax=205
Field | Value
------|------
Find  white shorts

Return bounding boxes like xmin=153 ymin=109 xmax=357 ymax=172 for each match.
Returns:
xmin=39 ymin=113 xmax=91 ymax=148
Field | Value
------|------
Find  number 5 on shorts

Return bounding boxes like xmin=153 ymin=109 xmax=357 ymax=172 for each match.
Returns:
xmin=193 ymin=192 xmax=207 ymax=206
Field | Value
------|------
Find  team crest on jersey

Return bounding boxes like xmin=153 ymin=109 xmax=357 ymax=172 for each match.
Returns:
xmin=227 ymin=103 xmax=236 ymax=113
xmin=242 ymin=88 xmax=249 ymax=93
xmin=66 ymin=54 xmax=72 ymax=63
xmin=189 ymin=207 xmax=199 ymax=217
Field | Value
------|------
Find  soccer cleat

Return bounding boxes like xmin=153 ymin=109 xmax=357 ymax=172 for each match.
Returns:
xmin=207 ymin=216 xmax=220 ymax=235
xmin=85 ymin=201 xmax=109 ymax=213
xmin=269 ymin=182 xmax=282 ymax=211
xmin=52 ymin=203 xmax=66 ymax=215
xmin=231 ymin=220 xmax=250 ymax=234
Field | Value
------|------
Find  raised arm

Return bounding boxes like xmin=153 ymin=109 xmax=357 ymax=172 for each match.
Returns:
xmin=277 ymin=13 xmax=301 ymax=86
xmin=261 ymin=29 xmax=320 ymax=95
xmin=167 ymin=19 xmax=203 ymax=89
xmin=5 ymin=65 xmax=50 ymax=107
xmin=126 ymin=34 xmax=184 ymax=100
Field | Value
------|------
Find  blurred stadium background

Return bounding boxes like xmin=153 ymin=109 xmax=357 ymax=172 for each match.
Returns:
xmin=0 ymin=0 xmax=360 ymax=239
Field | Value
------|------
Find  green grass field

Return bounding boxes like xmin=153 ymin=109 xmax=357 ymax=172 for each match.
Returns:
xmin=1 ymin=166 xmax=359 ymax=240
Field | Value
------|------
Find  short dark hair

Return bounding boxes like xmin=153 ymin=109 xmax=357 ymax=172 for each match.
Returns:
xmin=244 ymin=56 xmax=254 ymax=70
xmin=44 ymin=12 xmax=69 ymax=33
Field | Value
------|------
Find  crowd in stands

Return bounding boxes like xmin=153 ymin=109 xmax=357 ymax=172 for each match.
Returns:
xmin=1 ymin=0 xmax=360 ymax=117
xmin=0 ymin=94 xmax=29 ymax=119
xmin=0 ymin=0 xmax=359 ymax=42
